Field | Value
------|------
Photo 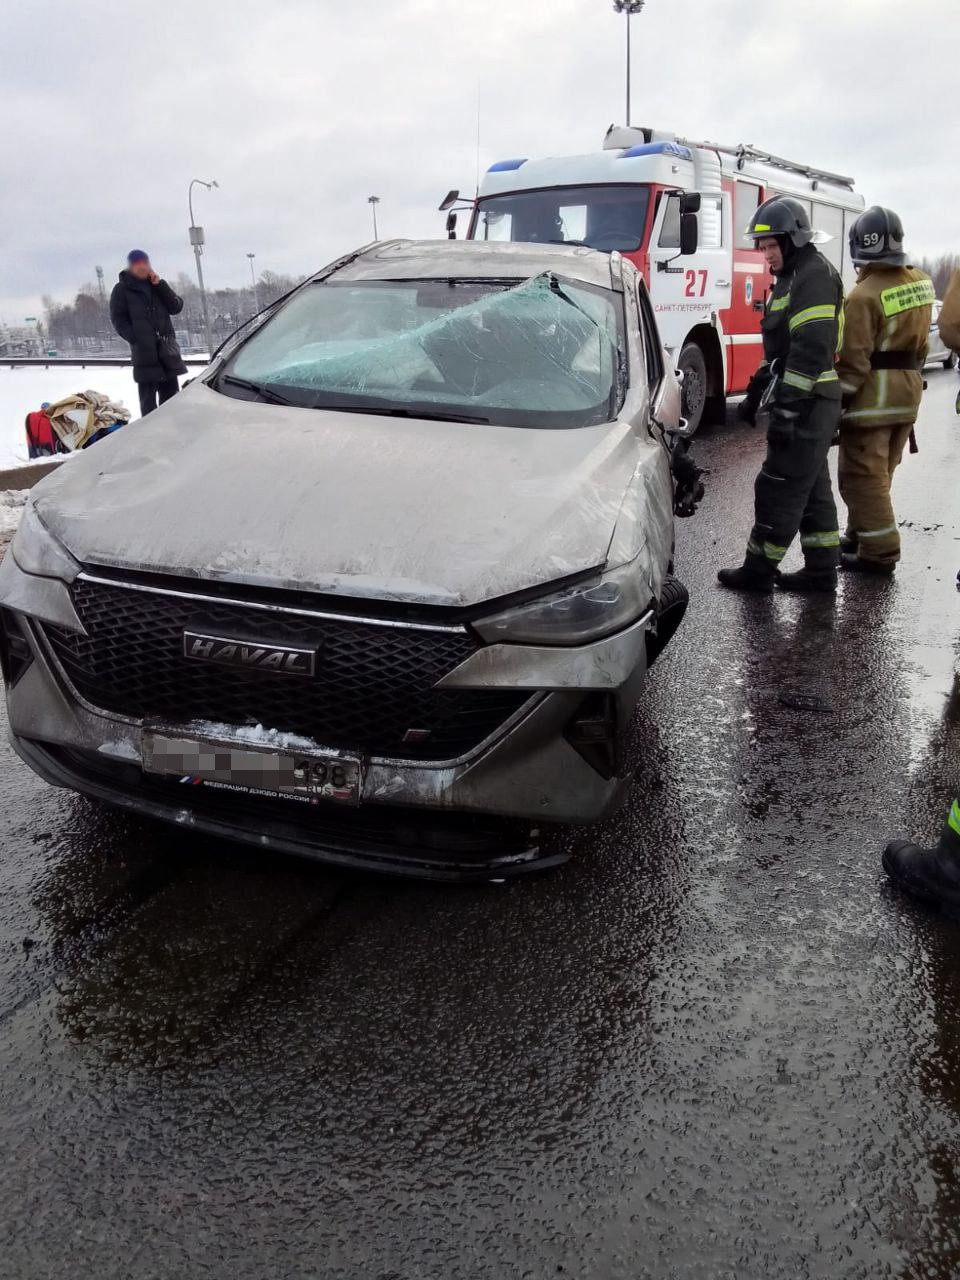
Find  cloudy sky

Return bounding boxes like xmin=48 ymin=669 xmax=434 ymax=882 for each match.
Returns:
xmin=1 ymin=0 xmax=957 ymax=322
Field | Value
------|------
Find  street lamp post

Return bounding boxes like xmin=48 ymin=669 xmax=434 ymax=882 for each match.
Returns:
xmin=246 ymin=252 xmax=259 ymax=314
xmin=368 ymin=195 xmax=381 ymax=241
xmin=612 ymin=0 xmax=646 ymax=127
xmin=188 ymin=178 xmax=218 ymax=354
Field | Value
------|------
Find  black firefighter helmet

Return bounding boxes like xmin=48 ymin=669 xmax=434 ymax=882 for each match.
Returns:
xmin=849 ymin=205 xmax=907 ymax=268
xmin=746 ymin=196 xmax=815 ymax=248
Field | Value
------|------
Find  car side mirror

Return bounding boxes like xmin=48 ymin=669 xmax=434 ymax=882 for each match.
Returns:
xmin=439 ymin=189 xmax=460 ymax=212
xmin=445 ymin=211 xmax=458 ymax=239
xmin=679 ymin=213 xmax=699 ymax=256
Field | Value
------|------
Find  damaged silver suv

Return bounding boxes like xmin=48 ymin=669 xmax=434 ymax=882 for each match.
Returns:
xmin=0 ymin=240 xmax=694 ymax=879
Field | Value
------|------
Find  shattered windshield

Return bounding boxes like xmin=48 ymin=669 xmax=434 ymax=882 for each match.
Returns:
xmin=219 ymin=275 xmax=623 ymax=429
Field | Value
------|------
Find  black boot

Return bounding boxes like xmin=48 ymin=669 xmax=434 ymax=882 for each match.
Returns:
xmin=883 ymin=815 xmax=960 ymax=916
xmin=840 ymin=533 xmax=857 ymax=554
xmin=777 ymin=568 xmax=838 ymax=594
xmin=841 ymin=552 xmax=895 ymax=576
xmin=717 ymin=560 xmax=776 ymax=594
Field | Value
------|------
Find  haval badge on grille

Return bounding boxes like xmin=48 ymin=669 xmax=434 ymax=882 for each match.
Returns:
xmin=183 ymin=631 xmax=317 ymax=677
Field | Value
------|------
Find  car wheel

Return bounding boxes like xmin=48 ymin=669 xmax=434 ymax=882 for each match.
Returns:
xmin=677 ymin=343 xmax=708 ymax=434
xmin=646 ymin=575 xmax=689 ymax=668
xmin=945 ymin=351 xmax=958 ymax=370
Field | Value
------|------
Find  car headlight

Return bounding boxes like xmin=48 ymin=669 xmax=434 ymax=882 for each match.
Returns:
xmin=474 ymin=560 xmax=651 ymax=646
xmin=11 ymin=502 xmax=80 ymax=582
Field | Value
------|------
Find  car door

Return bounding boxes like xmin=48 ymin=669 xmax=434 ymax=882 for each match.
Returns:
xmin=647 ymin=190 xmax=733 ymax=322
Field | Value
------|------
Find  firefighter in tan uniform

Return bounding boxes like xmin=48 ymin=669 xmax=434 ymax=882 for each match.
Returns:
xmin=882 ymin=267 xmax=960 ymax=913
xmin=836 ymin=207 xmax=934 ymax=574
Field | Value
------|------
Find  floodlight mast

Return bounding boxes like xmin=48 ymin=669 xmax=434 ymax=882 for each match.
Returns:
xmin=612 ymin=0 xmax=646 ymax=127
xmin=188 ymin=178 xmax=218 ymax=354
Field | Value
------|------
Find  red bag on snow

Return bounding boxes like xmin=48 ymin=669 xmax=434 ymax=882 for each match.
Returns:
xmin=25 ymin=410 xmax=63 ymax=459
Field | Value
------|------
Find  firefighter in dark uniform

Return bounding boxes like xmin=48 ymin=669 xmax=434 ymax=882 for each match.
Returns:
xmin=719 ymin=196 xmax=845 ymax=593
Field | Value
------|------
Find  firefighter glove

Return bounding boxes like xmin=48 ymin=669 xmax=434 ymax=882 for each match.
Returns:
xmin=672 ymin=441 xmax=705 ymax=518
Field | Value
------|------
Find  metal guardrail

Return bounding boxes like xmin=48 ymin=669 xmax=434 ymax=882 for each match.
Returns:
xmin=0 ymin=356 xmax=210 ymax=369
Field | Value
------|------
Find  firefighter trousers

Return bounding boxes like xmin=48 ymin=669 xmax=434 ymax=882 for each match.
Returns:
xmin=747 ymin=396 xmax=841 ymax=574
xmin=838 ymin=421 xmax=914 ymax=565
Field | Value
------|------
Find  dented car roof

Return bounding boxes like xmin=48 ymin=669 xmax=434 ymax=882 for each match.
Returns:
xmin=326 ymin=239 xmax=625 ymax=292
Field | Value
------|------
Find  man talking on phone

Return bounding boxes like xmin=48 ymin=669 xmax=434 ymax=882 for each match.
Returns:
xmin=109 ymin=249 xmax=188 ymax=417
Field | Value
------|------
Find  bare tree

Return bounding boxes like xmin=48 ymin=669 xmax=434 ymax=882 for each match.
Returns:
xmin=44 ymin=268 xmax=304 ymax=354
xmin=918 ymin=253 xmax=959 ymax=298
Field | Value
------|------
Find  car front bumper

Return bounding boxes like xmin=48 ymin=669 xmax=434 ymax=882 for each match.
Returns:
xmin=1 ymin=566 xmax=660 ymax=879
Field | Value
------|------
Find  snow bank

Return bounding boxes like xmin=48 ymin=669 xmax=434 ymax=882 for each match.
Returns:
xmin=0 ymin=366 xmax=137 ymax=470
xmin=0 ymin=490 xmax=28 ymax=540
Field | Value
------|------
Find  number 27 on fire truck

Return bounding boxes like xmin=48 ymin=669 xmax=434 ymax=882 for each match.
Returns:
xmin=446 ymin=125 xmax=865 ymax=432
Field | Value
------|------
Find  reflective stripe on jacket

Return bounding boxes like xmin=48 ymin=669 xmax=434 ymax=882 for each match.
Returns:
xmin=751 ymin=244 xmax=844 ymax=408
xmin=836 ymin=265 xmax=933 ymax=427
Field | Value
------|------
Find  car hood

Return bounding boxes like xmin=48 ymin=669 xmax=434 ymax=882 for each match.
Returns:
xmin=32 ymin=383 xmax=650 ymax=608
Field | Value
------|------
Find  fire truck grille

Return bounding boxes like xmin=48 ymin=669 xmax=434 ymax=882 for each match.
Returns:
xmin=41 ymin=577 xmax=529 ymax=761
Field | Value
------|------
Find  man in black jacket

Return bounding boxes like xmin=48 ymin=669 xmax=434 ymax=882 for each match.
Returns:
xmin=109 ymin=250 xmax=188 ymax=417
xmin=719 ymin=197 xmax=845 ymax=594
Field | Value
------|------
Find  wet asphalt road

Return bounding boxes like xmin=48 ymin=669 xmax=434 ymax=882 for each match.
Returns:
xmin=1 ymin=373 xmax=959 ymax=1279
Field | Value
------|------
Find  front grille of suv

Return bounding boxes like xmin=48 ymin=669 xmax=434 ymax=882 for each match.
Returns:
xmin=41 ymin=576 xmax=529 ymax=761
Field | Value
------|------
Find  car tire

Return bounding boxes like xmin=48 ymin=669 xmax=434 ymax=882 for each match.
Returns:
xmin=944 ymin=351 xmax=957 ymax=370
xmin=677 ymin=343 xmax=708 ymax=434
xmin=646 ymin=575 xmax=689 ymax=668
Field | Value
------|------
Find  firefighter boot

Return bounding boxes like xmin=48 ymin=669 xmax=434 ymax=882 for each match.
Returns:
xmin=841 ymin=552 xmax=895 ymax=576
xmin=777 ymin=568 xmax=837 ymax=594
xmin=717 ymin=553 xmax=777 ymax=594
xmin=883 ymin=801 xmax=960 ymax=916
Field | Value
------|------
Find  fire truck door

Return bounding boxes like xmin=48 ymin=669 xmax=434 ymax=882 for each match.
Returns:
xmin=648 ymin=192 xmax=733 ymax=330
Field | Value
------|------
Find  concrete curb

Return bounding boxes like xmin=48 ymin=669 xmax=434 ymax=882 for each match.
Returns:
xmin=0 ymin=460 xmax=65 ymax=491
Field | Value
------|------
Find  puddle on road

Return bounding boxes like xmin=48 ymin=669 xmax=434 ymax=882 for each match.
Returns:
xmin=902 ymin=641 xmax=960 ymax=772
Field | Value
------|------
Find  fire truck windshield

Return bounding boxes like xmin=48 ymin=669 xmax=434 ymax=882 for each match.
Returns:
xmin=471 ymin=185 xmax=651 ymax=254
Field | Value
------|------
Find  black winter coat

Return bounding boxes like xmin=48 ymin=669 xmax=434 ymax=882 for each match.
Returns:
xmin=109 ymin=271 xmax=187 ymax=383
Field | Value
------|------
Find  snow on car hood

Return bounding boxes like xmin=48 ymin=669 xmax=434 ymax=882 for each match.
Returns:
xmin=31 ymin=382 xmax=656 ymax=608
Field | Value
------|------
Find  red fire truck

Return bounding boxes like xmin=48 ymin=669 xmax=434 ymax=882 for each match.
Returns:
xmin=459 ymin=125 xmax=865 ymax=431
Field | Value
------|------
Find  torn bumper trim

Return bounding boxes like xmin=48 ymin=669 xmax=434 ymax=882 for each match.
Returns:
xmin=10 ymin=735 xmax=567 ymax=882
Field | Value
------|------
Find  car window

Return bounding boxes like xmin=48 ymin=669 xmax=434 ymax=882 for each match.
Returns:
xmin=636 ymin=281 xmax=663 ymax=391
xmin=658 ymin=194 xmax=681 ymax=248
xmin=472 ymin=185 xmax=651 ymax=253
xmin=658 ymin=193 xmax=722 ymax=249
xmin=735 ymin=182 xmax=762 ymax=249
xmin=221 ymin=275 xmax=625 ymax=430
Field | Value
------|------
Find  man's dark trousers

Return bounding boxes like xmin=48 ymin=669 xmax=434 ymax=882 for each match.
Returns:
xmin=138 ymin=376 xmax=180 ymax=418
xmin=747 ymin=397 xmax=842 ymax=574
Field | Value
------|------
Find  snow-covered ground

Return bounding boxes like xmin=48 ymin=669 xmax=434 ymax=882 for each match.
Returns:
xmin=0 ymin=366 xmax=138 ymax=470
xmin=0 ymin=489 xmax=28 ymax=548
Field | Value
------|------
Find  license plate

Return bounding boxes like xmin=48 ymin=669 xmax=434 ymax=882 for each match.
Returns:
xmin=141 ymin=731 xmax=362 ymax=806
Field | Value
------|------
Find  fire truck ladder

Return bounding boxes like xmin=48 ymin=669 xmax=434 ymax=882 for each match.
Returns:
xmin=686 ymin=140 xmax=856 ymax=191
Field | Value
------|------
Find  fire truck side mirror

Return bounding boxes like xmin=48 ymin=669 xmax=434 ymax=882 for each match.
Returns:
xmin=439 ymin=189 xmax=460 ymax=212
xmin=445 ymin=212 xmax=458 ymax=239
xmin=679 ymin=192 xmax=701 ymax=214
xmin=679 ymin=213 xmax=699 ymax=256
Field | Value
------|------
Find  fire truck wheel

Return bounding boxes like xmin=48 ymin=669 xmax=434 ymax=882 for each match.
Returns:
xmin=944 ymin=351 xmax=957 ymax=371
xmin=678 ymin=343 xmax=708 ymax=433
